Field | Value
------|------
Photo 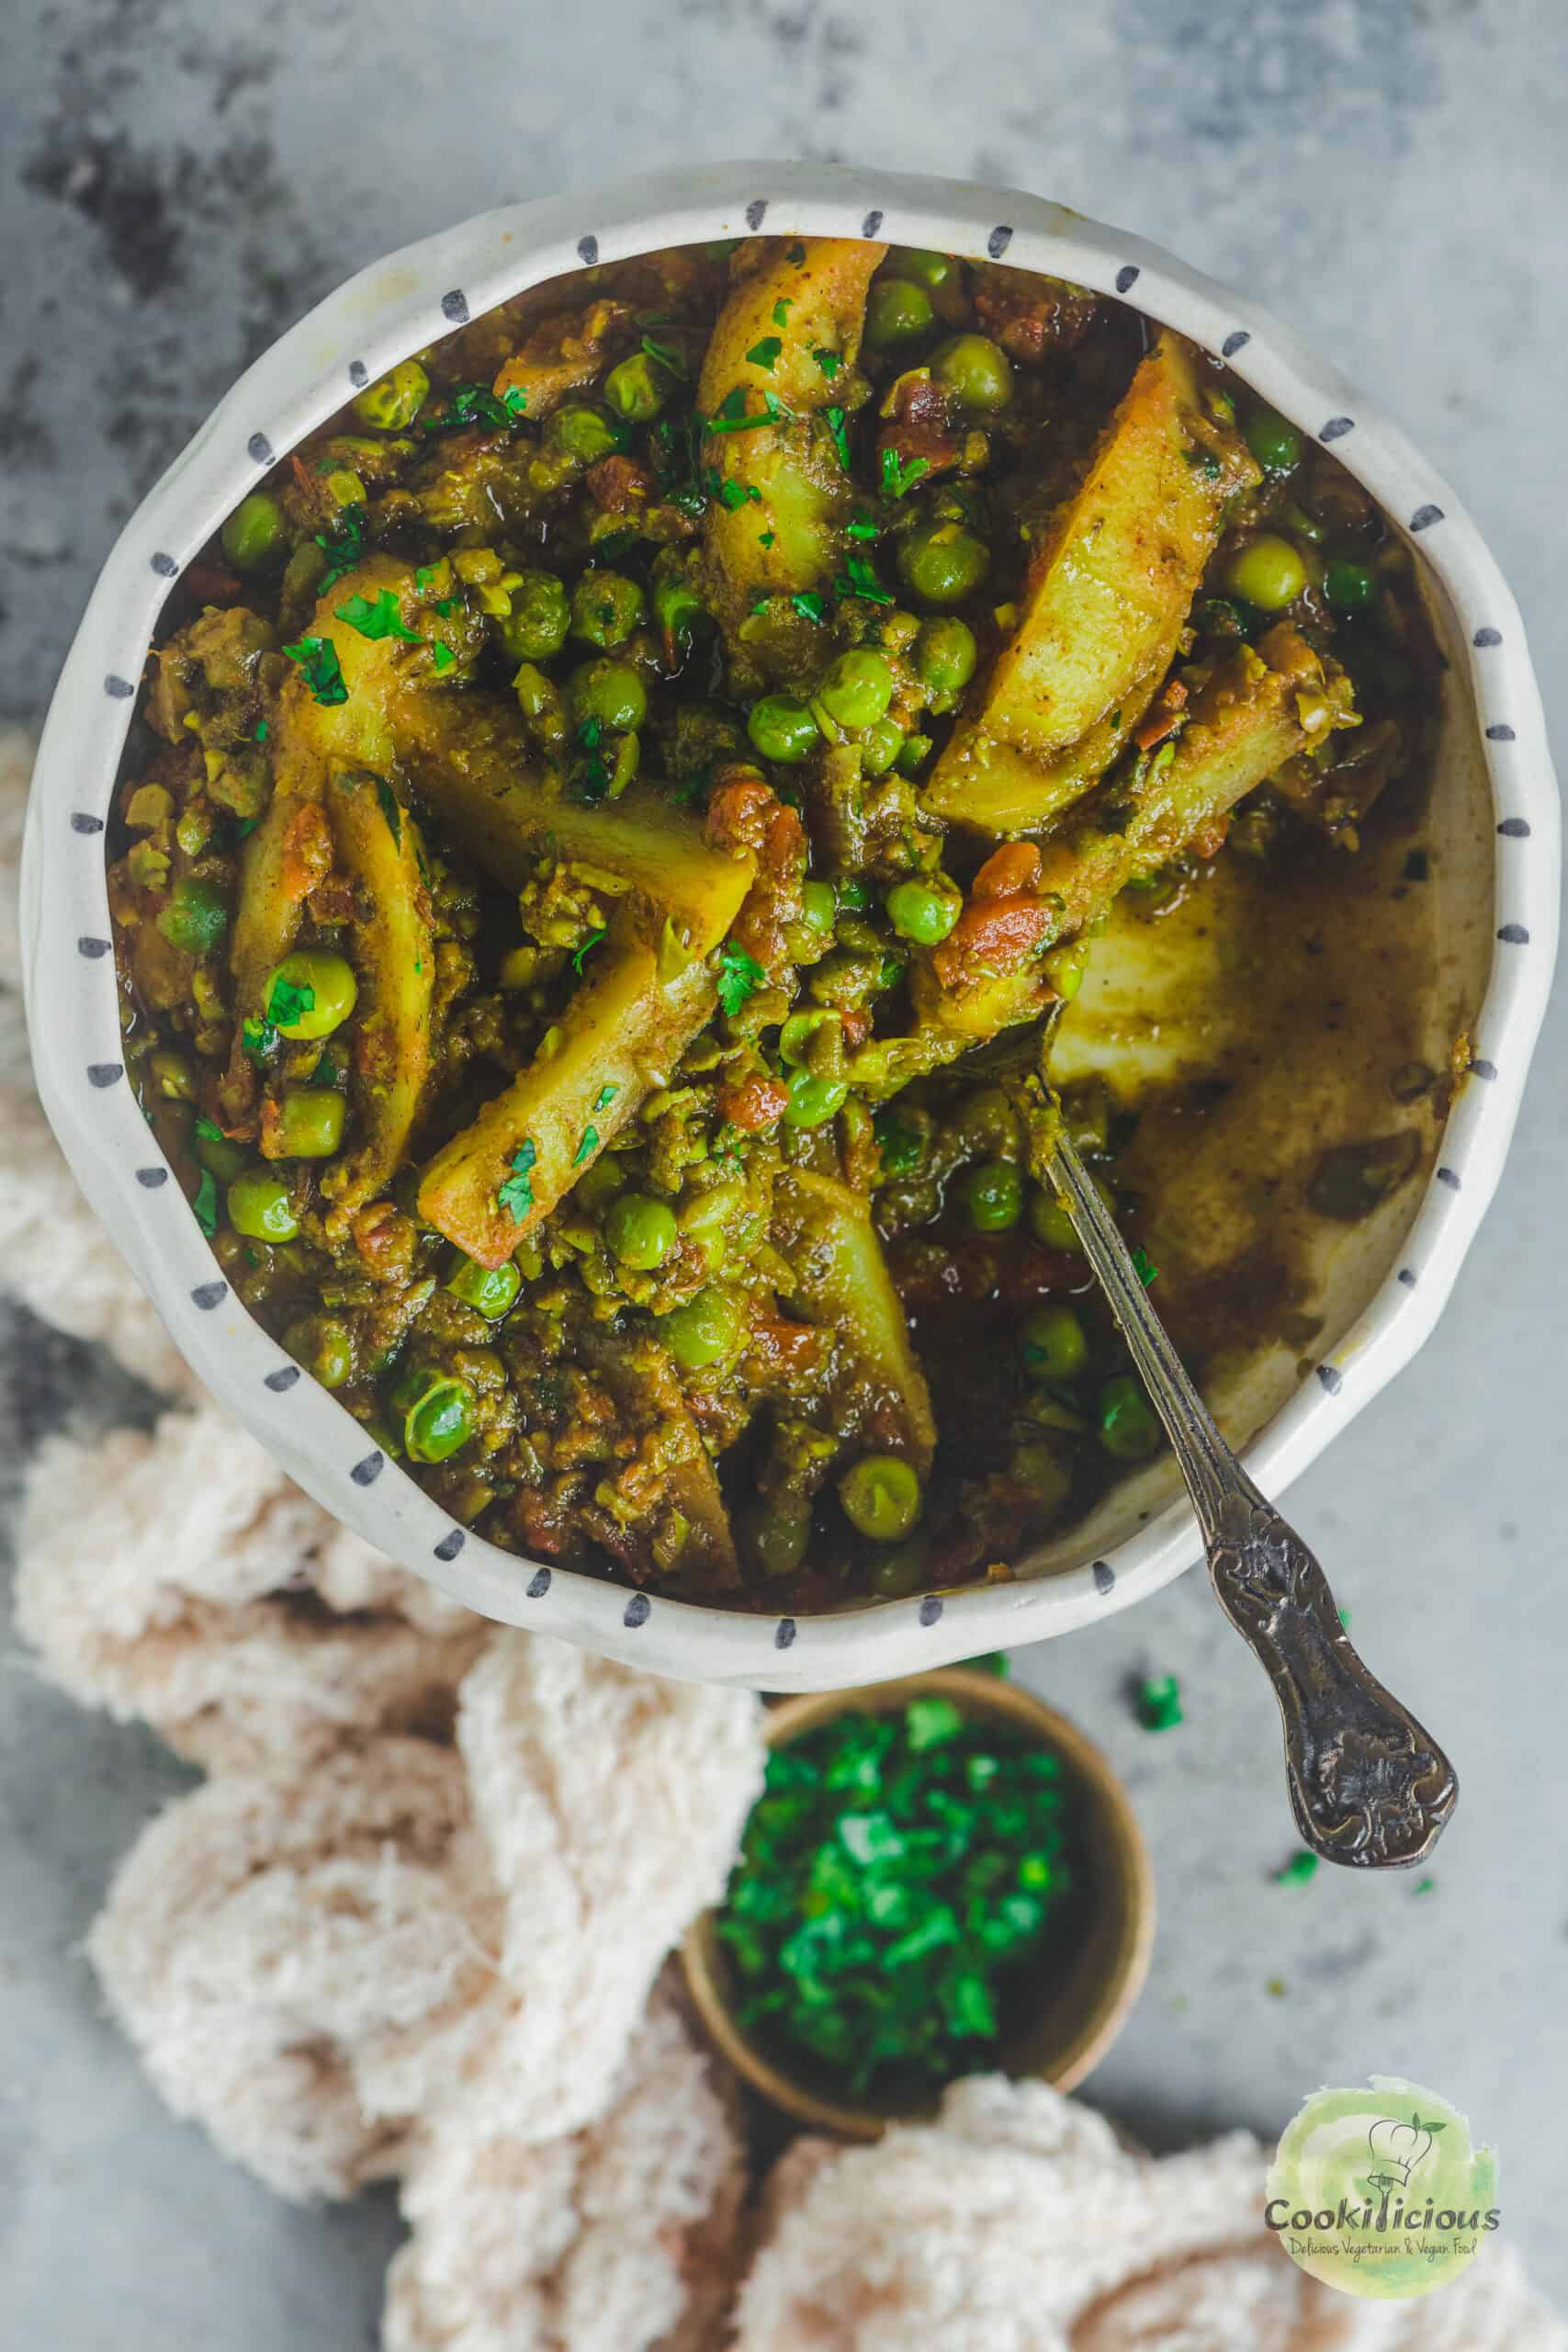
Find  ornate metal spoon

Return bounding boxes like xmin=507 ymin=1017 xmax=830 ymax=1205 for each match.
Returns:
xmin=1043 ymin=1116 xmax=1457 ymax=1871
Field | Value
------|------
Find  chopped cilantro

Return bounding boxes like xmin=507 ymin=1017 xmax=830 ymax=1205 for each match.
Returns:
xmin=834 ymin=552 xmax=892 ymax=605
xmin=376 ymin=780 xmax=402 ymax=846
xmin=716 ymin=943 xmax=766 ymax=1017
xmin=1132 ymin=1246 xmax=1158 ymax=1286
xmin=498 ymin=1137 xmax=537 ymax=1223
xmin=414 ymin=563 xmax=444 ymax=594
xmin=314 ymin=503 xmax=367 ymax=591
xmin=281 ymin=636 xmax=348 ymax=707
xmin=1136 ymin=1674 xmax=1183 ymax=1731
xmin=570 ymin=926 xmax=607 ymax=974
xmin=641 ymin=334 xmax=684 ymax=378
xmin=716 ymin=476 xmax=761 ymax=511
xmin=761 ymin=389 xmax=793 ymax=424
xmin=1414 ymin=1875 xmax=1436 ymax=1894
xmin=241 ymin=1016 xmax=278 ymax=1066
xmin=593 ymin=1084 xmax=619 ymax=1111
xmin=193 ymin=1114 xmax=224 ymax=1144
xmin=846 ymin=510 xmax=880 ymax=541
xmin=824 ymin=403 xmax=851 ymax=468
xmin=430 ymin=641 xmax=457 ymax=673
xmin=1274 ymin=1849 xmax=1319 ymax=1887
xmin=772 ymin=297 xmax=794 ymax=328
xmin=790 ymin=590 xmax=826 ymax=625
xmin=812 ymin=346 xmax=841 ymax=379
xmin=716 ymin=1698 xmax=1076 ymax=2096
xmin=192 ymin=1169 xmax=220 ymax=1238
xmin=746 ymin=335 xmax=783 ymax=370
xmin=758 ymin=527 xmax=775 ymax=548
xmin=874 ymin=1111 xmax=923 ymax=1177
xmin=265 ymin=974 xmax=315 ymax=1030
xmin=785 ymin=240 xmax=807 ymax=264
xmin=423 ymin=381 xmax=513 ymax=434
xmin=253 ymin=718 xmax=268 ymax=741
xmin=334 ymin=589 xmax=424 ymax=645
xmin=573 ymin=1125 xmax=600 ymax=1165
xmin=502 ymin=384 xmax=530 ymax=416
xmin=880 ymin=447 xmax=931 ymax=499
xmin=704 ymin=386 xmax=770 ymax=437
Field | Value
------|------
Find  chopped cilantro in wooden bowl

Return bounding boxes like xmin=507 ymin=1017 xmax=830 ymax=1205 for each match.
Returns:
xmin=682 ymin=1668 xmax=1154 ymax=2136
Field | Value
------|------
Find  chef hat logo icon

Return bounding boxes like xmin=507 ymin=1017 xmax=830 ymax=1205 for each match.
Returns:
xmin=1366 ymin=2111 xmax=1443 ymax=2188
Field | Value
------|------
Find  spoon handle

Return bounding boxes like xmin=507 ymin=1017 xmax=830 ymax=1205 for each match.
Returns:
xmin=1050 ymin=1133 xmax=1457 ymax=1870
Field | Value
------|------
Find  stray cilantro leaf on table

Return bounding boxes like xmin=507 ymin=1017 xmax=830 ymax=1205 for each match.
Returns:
xmin=1273 ymin=1849 xmax=1319 ymax=1887
xmin=1136 ymin=1673 xmax=1183 ymax=1731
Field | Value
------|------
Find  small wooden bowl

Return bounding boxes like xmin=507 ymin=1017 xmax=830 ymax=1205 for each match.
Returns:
xmin=682 ymin=1668 xmax=1156 ymax=2139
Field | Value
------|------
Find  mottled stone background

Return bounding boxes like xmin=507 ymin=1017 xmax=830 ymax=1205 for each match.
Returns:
xmin=3 ymin=0 xmax=1566 ymax=2341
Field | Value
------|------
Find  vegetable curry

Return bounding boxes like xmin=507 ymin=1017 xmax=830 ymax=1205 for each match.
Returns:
xmin=106 ymin=235 xmax=1438 ymax=1605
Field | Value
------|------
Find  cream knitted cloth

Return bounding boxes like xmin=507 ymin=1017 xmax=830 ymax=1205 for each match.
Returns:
xmin=4 ymin=726 xmax=1561 ymax=2350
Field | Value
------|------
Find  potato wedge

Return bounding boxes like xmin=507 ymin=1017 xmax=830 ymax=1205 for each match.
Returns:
xmin=319 ymin=769 xmax=435 ymax=1218
xmin=418 ymin=905 xmax=714 ymax=1268
xmin=923 ymin=331 xmax=1258 ymax=835
xmin=700 ymin=237 xmax=884 ymax=641
xmin=771 ymin=1168 xmax=935 ymax=1476
xmin=578 ymin=1322 xmax=740 ymax=1589
xmin=273 ymin=557 xmax=753 ymax=953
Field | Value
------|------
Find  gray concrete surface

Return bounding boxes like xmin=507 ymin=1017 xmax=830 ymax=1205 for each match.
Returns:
xmin=3 ymin=0 xmax=1566 ymax=2338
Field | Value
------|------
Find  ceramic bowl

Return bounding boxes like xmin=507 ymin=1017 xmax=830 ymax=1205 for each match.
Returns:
xmin=20 ymin=162 xmax=1559 ymax=1690
xmin=681 ymin=1669 xmax=1156 ymax=2135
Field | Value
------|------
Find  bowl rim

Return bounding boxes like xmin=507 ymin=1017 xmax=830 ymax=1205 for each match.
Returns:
xmin=680 ymin=1667 xmax=1157 ymax=2136
xmin=19 ymin=159 xmax=1560 ymax=1691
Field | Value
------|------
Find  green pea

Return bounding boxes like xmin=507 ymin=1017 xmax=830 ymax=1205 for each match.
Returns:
xmin=653 ymin=571 xmax=708 ymax=645
xmin=352 ymin=358 xmax=430 ymax=431
xmin=779 ymin=1009 xmax=838 ymax=1067
xmin=885 ymin=877 xmax=959 ymax=945
xmin=220 ymin=491 xmax=287 ymax=573
xmin=569 ymin=658 xmax=647 ymax=732
xmin=963 ymin=1158 xmax=1023 ymax=1232
xmin=283 ymin=1313 xmax=355 ymax=1391
xmin=799 ymin=879 xmax=837 ymax=942
xmin=817 ymin=648 xmax=895 ymax=731
xmin=860 ymin=715 xmax=905 ymax=775
xmin=1243 ymin=404 xmax=1302 ymax=479
xmin=263 ymin=949 xmax=358 ymax=1040
xmin=748 ymin=693 xmax=819 ymax=763
xmin=446 ymin=1253 xmax=523 ymax=1318
xmin=156 ymin=875 xmax=230 ymax=957
xmin=1020 ymin=1306 xmax=1088 ymax=1383
xmin=914 ymin=616 xmax=977 ymax=696
xmin=869 ymin=1544 xmax=927 ymax=1598
xmin=604 ymin=351 xmax=671 ymax=421
xmin=548 ymin=404 xmax=624 ymax=461
xmin=864 ymin=277 xmax=935 ymax=352
xmin=274 ymin=1087 xmax=346 ymax=1158
xmin=745 ymin=1493 xmax=813 ymax=1579
xmin=1225 ymin=533 xmax=1307 ymax=612
xmin=227 ymin=1167 xmax=299 ymax=1242
xmin=897 ymin=248 xmax=955 ymax=290
xmin=605 ymin=1192 xmax=678 ymax=1270
xmin=783 ymin=1068 xmax=849 ymax=1128
xmin=1324 ymin=559 xmax=1378 ymax=615
xmin=898 ymin=520 xmax=988 ymax=607
xmin=392 ymin=1371 xmax=477 ymax=1464
xmin=895 ymin=730 xmax=934 ymax=775
xmin=500 ymin=569 xmax=570 ymax=662
xmin=659 ymin=1286 xmax=744 ymax=1371
xmin=1098 ymin=1374 xmax=1162 ymax=1461
xmin=570 ymin=570 xmax=645 ymax=649
xmin=839 ymin=1452 xmax=923 ymax=1542
xmin=931 ymin=333 xmax=1013 ymax=413
xmin=1030 ymin=1176 xmax=1115 ymax=1252
xmin=195 ymin=1120 xmax=248 ymax=1182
